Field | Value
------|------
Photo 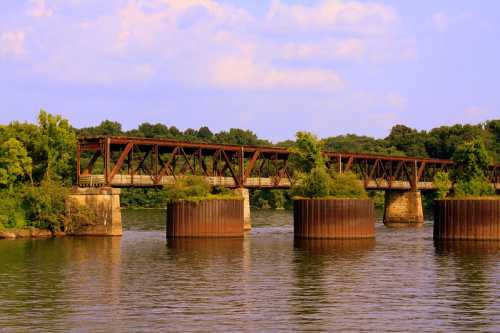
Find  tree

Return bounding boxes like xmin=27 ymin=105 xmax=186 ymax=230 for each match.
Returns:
xmin=289 ymin=131 xmax=324 ymax=173
xmin=426 ymin=124 xmax=483 ymax=159
xmin=386 ymin=125 xmax=428 ymax=157
xmin=197 ymin=126 xmax=213 ymax=142
xmin=78 ymin=120 xmax=123 ymax=137
xmin=289 ymin=131 xmax=367 ymax=199
xmin=322 ymin=134 xmax=404 ymax=156
xmin=214 ymin=128 xmax=269 ymax=146
xmin=37 ymin=110 xmax=77 ymax=183
xmin=433 ymin=171 xmax=451 ymax=199
xmin=484 ymin=120 xmax=500 ymax=161
xmin=451 ymin=139 xmax=494 ymax=197
xmin=0 ymin=138 xmax=32 ymax=188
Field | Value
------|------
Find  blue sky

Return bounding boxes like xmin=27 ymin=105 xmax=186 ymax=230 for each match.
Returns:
xmin=1 ymin=0 xmax=499 ymax=142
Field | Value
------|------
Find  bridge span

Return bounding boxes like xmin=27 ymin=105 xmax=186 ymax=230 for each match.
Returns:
xmin=77 ymin=136 xmax=500 ymax=191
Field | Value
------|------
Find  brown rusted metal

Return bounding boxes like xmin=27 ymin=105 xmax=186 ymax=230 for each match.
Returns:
xmin=293 ymin=199 xmax=375 ymax=239
xmin=77 ymin=136 xmax=500 ymax=190
xmin=166 ymin=199 xmax=244 ymax=238
xmin=434 ymin=199 xmax=500 ymax=240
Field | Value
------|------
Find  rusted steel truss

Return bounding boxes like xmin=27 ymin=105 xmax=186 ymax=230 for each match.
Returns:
xmin=77 ymin=136 xmax=500 ymax=190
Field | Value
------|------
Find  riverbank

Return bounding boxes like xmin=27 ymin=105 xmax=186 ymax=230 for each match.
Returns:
xmin=0 ymin=228 xmax=65 ymax=240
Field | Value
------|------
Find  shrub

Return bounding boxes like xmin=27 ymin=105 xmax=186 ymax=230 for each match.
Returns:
xmin=163 ymin=176 xmax=240 ymax=203
xmin=433 ymin=171 xmax=451 ymax=199
xmin=328 ymin=172 xmax=367 ymax=199
xmin=454 ymin=177 xmax=494 ymax=198
xmin=289 ymin=131 xmax=367 ymax=199
xmin=21 ymin=179 xmax=69 ymax=231
xmin=289 ymin=132 xmax=324 ymax=173
xmin=0 ymin=189 xmax=26 ymax=229
xmin=450 ymin=139 xmax=495 ymax=198
xmin=291 ymin=167 xmax=331 ymax=198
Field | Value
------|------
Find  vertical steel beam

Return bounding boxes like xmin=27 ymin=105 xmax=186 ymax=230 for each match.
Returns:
xmin=105 ymin=137 xmax=111 ymax=186
xmin=76 ymin=142 xmax=81 ymax=185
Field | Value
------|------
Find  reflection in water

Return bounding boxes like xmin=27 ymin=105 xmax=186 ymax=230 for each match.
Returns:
xmin=434 ymin=241 xmax=500 ymax=332
xmin=0 ymin=237 xmax=122 ymax=332
xmin=291 ymin=239 xmax=376 ymax=330
xmin=1 ymin=210 xmax=500 ymax=332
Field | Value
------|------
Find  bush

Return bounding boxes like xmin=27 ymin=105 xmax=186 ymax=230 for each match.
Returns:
xmin=163 ymin=176 xmax=240 ymax=203
xmin=450 ymin=139 xmax=495 ymax=198
xmin=288 ymin=132 xmax=325 ymax=173
xmin=433 ymin=171 xmax=451 ymax=199
xmin=0 ymin=179 xmax=69 ymax=231
xmin=454 ymin=177 xmax=494 ymax=198
xmin=121 ymin=188 xmax=167 ymax=208
xmin=291 ymin=167 xmax=331 ymax=198
xmin=328 ymin=172 xmax=367 ymax=199
xmin=0 ymin=189 xmax=26 ymax=229
xmin=21 ymin=179 xmax=69 ymax=231
xmin=289 ymin=131 xmax=368 ymax=199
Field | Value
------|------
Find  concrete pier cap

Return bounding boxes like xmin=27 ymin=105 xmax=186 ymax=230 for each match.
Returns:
xmin=65 ymin=187 xmax=123 ymax=236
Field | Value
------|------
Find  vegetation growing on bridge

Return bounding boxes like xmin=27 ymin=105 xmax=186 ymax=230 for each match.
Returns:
xmin=433 ymin=139 xmax=496 ymax=199
xmin=290 ymin=132 xmax=367 ymax=199
xmin=451 ymin=139 xmax=495 ymax=198
xmin=162 ymin=176 xmax=241 ymax=203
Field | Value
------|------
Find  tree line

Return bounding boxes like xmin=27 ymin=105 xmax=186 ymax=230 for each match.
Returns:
xmin=78 ymin=119 xmax=500 ymax=161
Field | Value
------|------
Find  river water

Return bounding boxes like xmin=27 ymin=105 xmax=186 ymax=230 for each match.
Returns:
xmin=1 ymin=209 xmax=500 ymax=332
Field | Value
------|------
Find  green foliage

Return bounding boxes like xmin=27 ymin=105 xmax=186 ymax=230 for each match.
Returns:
xmin=121 ymin=188 xmax=168 ymax=208
xmin=327 ymin=172 xmax=368 ymax=199
xmin=37 ymin=110 xmax=77 ymax=183
xmin=289 ymin=132 xmax=325 ymax=173
xmin=368 ymin=191 xmax=385 ymax=209
xmin=250 ymin=189 xmax=288 ymax=209
xmin=484 ymin=120 xmax=500 ymax=161
xmin=386 ymin=125 xmax=428 ymax=157
xmin=214 ymin=128 xmax=270 ymax=146
xmin=454 ymin=178 xmax=494 ymax=198
xmin=0 ymin=138 xmax=32 ymax=187
xmin=433 ymin=171 xmax=451 ymax=199
xmin=0 ymin=180 xmax=68 ymax=231
xmin=291 ymin=167 xmax=331 ymax=198
xmin=78 ymin=120 xmax=123 ymax=137
xmin=21 ymin=179 xmax=70 ymax=231
xmin=452 ymin=139 xmax=492 ymax=182
xmin=426 ymin=124 xmax=484 ymax=159
xmin=0 ymin=189 xmax=26 ymax=230
xmin=290 ymin=132 xmax=368 ymax=199
xmin=163 ymin=176 xmax=240 ymax=203
xmin=323 ymin=134 xmax=404 ymax=156
xmin=451 ymin=139 xmax=494 ymax=197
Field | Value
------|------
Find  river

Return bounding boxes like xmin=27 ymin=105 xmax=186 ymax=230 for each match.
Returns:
xmin=1 ymin=209 xmax=500 ymax=332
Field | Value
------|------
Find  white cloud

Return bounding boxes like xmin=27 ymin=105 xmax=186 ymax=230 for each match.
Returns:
xmin=386 ymin=93 xmax=407 ymax=111
xmin=280 ymin=38 xmax=365 ymax=61
xmin=210 ymin=55 xmax=343 ymax=91
xmin=26 ymin=0 xmax=53 ymax=17
xmin=10 ymin=0 xmax=412 ymax=91
xmin=432 ymin=13 xmax=448 ymax=30
xmin=266 ymin=0 xmax=398 ymax=34
xmin=0 ymin=31 xmax=26 ymax=57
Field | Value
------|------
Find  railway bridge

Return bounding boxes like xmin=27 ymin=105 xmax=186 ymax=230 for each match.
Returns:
xmin=73 ymin=136 xmax=500 ymax=230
